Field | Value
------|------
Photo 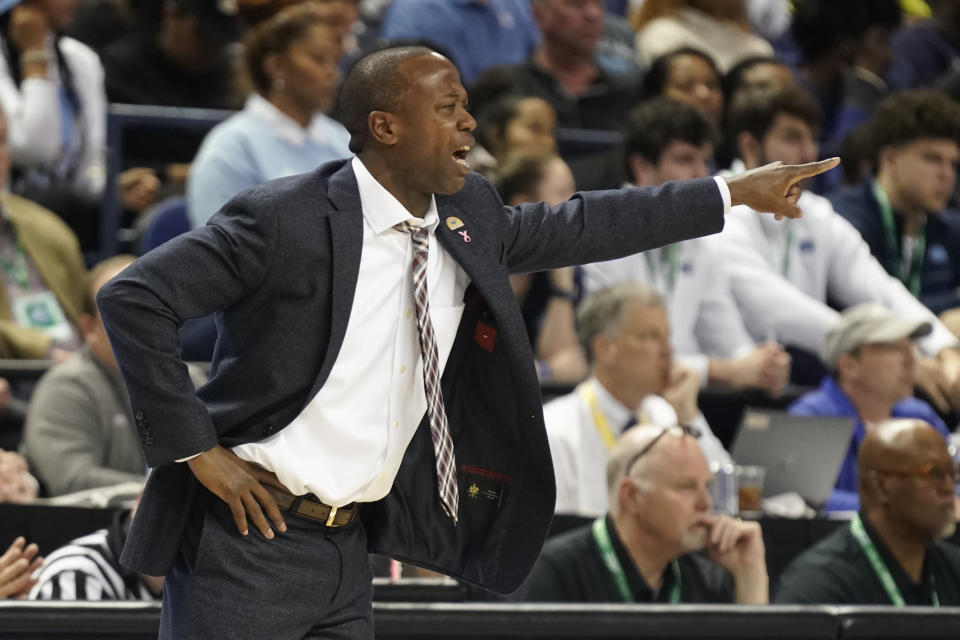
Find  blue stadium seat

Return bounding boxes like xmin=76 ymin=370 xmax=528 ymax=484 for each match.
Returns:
xmin=137 ymin=196 xmax=190 ymax=255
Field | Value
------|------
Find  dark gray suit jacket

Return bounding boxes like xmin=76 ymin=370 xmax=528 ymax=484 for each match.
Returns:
xmin=97 ymin=159 xmax=724 ymax=593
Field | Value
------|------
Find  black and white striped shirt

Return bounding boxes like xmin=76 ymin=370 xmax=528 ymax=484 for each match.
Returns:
xmin=28 ymin=528 xmax=156 ymax=601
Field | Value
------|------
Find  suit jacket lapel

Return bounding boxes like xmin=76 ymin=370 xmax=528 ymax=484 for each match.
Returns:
xmin=435 ymin=203 xmax=512 ymax=314
xmin=305 ymin=162 xmax=363 ymax=403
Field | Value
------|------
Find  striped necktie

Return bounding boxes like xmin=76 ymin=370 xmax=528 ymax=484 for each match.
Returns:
xmin=395 ymin=221 xmax=459 ymax=523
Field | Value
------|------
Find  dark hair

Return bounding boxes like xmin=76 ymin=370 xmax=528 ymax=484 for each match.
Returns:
xmin=244 ymin=4 xmax=334 ymax=95
xmin=622 ymin=97 xmax=716 ymax=178
xmin=868 ymin=89 xmax=960 ymax=150
xmin=790 ymin=0 xmax=850 ymax=63
xmin=493 ymin=150 xmax=556 ymax=204
xmin=722 ymin=56 xmax=789 ymax=102
xmin=726 ymin=85 xmax=822 ymax=147
xmin=336 ymin=45 xmax=436 ymax=154
xmin=790 ymin=0 xmax=900 ymax=64
xmin=475 ymin=94 xmax=526 ymax=155
xmin=641 ymin=47 xmax=720 ymax=101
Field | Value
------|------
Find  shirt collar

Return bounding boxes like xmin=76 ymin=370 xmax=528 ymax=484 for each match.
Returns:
xmin=604 ymin=514 xmax=679 ymax=601
xmin=590 ymin=376 xmax=640 ymax=434
xmin=858 ymin=511 xmax=935 ymax=590
xmin=245 ymin=93 xmax=333 ymax=147
xmin=351 ymin=157 xmax=440 ymax=235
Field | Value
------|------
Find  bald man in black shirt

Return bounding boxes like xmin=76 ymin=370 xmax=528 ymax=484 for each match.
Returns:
xmin=776 ymin=419 xmax=960 ymax=605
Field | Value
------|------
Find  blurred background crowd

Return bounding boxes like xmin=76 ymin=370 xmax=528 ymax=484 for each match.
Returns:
xmin=3 ymin=0 xmax=960 ymax=610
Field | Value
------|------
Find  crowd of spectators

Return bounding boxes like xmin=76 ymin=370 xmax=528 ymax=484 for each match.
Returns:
xmin=1 ymin=0 xmax=960 ymax=614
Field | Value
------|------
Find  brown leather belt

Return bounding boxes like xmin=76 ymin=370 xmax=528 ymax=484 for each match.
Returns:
xmin=265 ymin=485 xmax=358 ymax=527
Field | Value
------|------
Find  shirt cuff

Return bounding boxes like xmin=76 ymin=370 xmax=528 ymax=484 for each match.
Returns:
xmin=713 ymin=176 xmax=732 ymax=215
xmin=176 ymin=452 xmax=204 ymax=463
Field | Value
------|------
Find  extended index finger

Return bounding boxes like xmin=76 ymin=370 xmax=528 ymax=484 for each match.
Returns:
xmin=785 ymin=157 xmax=841 ymax=182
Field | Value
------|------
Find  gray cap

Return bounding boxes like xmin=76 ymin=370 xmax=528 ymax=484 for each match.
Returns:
xmin=820 ymin=303 xmax=931 ymax=369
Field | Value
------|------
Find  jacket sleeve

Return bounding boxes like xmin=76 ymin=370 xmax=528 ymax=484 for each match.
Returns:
xmin=96 ymin=191 xmax=278 ymax=466
xmin=498 ymin=177 xmax=725 ymax=275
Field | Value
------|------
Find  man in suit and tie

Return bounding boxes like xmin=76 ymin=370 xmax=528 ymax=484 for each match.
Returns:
xmin=97 ymin=46 xmax=838 ymax=639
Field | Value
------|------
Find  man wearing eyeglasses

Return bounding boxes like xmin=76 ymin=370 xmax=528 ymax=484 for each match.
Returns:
xmin=789 ymin=303 xmax=949 ymax=512
xmin=544 ymin=282 xmax=731 ymax=518
xmin=775 ymin=419 xmax=960 ymax=605
xmin=520 ymin=424 xmax=768 ymax=603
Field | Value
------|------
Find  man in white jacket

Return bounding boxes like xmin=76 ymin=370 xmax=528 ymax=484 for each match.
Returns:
xmin=716 ymin=85 xmax=960 ymax=411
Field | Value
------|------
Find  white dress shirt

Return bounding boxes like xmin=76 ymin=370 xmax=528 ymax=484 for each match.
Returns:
xmin=0 ymin=34 xmax=106 ymax=199
xmin=545 ymin=377 xmax=731 ymax=517
xmin=582 ymin=233 xmax=755 ymax=386
xmin=712 ymin=190 xmax=958 ymax=356
xmin=231 ymin=157 xmax=469 ymax=506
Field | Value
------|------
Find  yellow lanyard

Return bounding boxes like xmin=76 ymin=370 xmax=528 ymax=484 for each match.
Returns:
xmin=578 ymin=381 xmax=619 ymax=451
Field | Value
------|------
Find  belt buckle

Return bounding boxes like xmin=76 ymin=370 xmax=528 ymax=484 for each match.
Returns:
xmin=325 ymin=505 xmax=338 ymax=527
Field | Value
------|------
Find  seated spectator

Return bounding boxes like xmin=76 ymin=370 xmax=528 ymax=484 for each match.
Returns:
xmin=776 ymin=418 xmax=960 ymax=604
xmin=468 ymin=94 xmax=557 ymax=179
xmin=20 ymin=255 xmax=148 ymax=496
xmin=0 ymin=536 xmax=42 ymax=599
xmin=380 ymin=0 xmax=539 ymax=86
xmin=583 ymin=97 xmax=790 ymax=394
xmin=101 ymin=0 xmax=243 ymax=109
xmin=545 ymin=283 xmax=731 ymax=517
xmin=0 ymin=0 xmax=159 ymax=248
xmin=493 ymin=150 xmax=586 ymax=385
xmin=29 ymin=507 xmax=161 ymax=600
xmin=481 ymin=0 xmax=642 ymax=131
xmin=641 ymin=48 xmax=723 ymax=129
xmin=521 ymin=424 xmax=767 ymax=603
xmin=723 ymin=56 xmax=795 ymax=101
xmin=99 ymin=0 xmax=245 ymax=194
xmin=0 ymin=447 xmax=37 ymax=502
xmin=632 ymin=0 xmax=774 ymax=73
xmin=187 ymin=4 xmax=351 ymax=226
xmin=0 ymin=107 xmax=86 ymax=359
xmin=888 ymin=0 xmax=960 ymax=91
xmin=833 ymin=0 xmax=902 ymax=145
xmin=789 ymin=304 xmax=949 ymax=512
xmin=831 ymin=90 xmax=960 ymax=316
xmin=716 ymin=85 xmax=960 ymax=409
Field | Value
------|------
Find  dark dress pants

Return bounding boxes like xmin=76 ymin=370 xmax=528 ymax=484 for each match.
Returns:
xmin=159 ymin=489 xmax=374 ymax=639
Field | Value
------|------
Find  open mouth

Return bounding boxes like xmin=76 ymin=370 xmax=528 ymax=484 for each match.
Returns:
xmin=453 ymin=146 xmax=471 ymax=168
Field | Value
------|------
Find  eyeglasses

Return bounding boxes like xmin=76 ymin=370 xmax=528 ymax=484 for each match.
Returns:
xmin=871 ymin=461 xmax=960 ymax=485
xmin=625 ymin=424 xmax=702 ymax=477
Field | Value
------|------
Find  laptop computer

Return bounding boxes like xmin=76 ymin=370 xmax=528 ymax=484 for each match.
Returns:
xmin=730 ymin=409 xmax=856 ymax=509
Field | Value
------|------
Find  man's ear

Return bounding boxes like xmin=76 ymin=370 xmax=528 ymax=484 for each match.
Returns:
xmin=737 ymin=131 xmax=762 ymax=169
xmin=628 ymin=153 xmax=657 ymax=187
xmin=593 ymin=333 xmax=616 ymax=365
xmin=368 ymin=111 xmax=399 ymax=146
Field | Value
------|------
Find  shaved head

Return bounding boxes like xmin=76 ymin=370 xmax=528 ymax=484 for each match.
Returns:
xmin=858 ymin=419 xmax=944 ymax=485
xmin=858 ymin=419 xmax=957 ymax=541
xmin=338 ymin=46 xmax=440 ymax=153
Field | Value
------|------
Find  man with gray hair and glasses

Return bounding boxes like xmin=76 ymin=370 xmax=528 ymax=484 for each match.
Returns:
xmin=520 ymin=424 xmax=768 ymax=603
xmin=544 ymin=282 xmax=730 ymax=517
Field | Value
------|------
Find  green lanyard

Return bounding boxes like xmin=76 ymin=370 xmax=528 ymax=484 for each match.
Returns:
xmin=873 ymin=180 xmax=926 ymax=296
xmin=850 ymin=514 xmax=939 ymax=607
xmin=0 ymin=234 xmax=30 ymax=291
xmin=644 ymin=245 xmax=679 ymax=296
xmin=591 ymin=517 xmax=681 ymax=603
xmin=780 ymin=228 xmax=794 ymax=277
